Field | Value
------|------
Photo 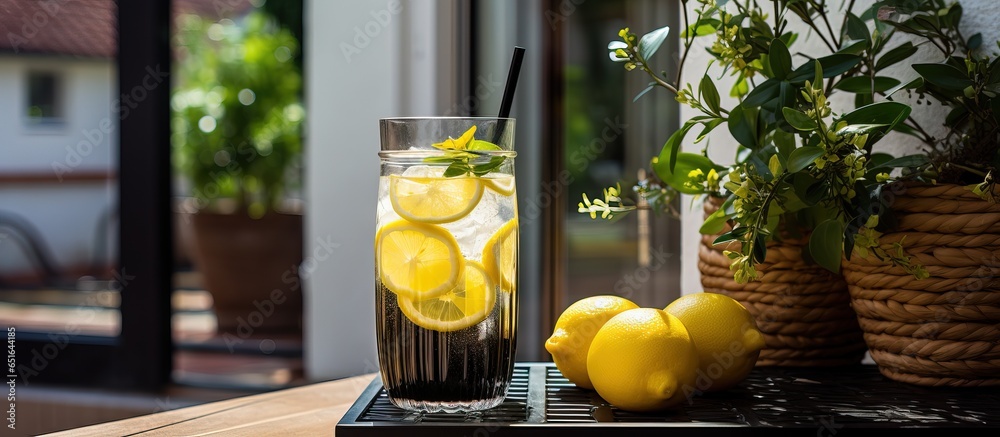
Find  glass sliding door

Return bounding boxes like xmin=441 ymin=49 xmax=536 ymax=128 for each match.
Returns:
xmin=559 ymin=0 xmax=681 ymax=313
xmin=0 ymin=0 xmax=173 ymax=389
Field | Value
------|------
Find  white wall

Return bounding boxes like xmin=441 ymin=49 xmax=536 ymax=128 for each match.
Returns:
xmin=304 ymin=0 xmax=400 ymax=380
xmin=0 ymin=56 xmax=115 ymax=171
xmin=0 ymin=56 xmax=115 ymax=274
xmin=679 ymin=0 xmax=1000 ymax=294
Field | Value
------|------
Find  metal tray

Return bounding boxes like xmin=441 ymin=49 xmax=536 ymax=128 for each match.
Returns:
xmin=336 ymin=362 xmax=1000 ymax=435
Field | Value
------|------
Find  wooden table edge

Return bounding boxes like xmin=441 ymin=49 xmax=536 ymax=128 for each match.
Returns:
xmin=42 ymin=373 xmax=377 ymax=436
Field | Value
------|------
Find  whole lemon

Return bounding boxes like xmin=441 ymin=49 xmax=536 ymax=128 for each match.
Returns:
xmin=545 ymin=295 xmax=639 ymax=389
xmin=587 ymin=308 xmax=700 ymax=412
xmin=665 ymin=292 xmax=765 ymax=393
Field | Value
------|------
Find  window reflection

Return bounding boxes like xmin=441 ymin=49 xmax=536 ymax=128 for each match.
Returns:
xmin=170 ymin=0 xmax=306 ymax=390
xmin=560 ymin=0 xmax=680 ymax=311
xmin=0 ymin=0 xmax=120 ymax=336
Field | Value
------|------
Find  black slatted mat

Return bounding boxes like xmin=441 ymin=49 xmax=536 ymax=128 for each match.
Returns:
xmin=336 ymin=363 xmax=1000 ymax=435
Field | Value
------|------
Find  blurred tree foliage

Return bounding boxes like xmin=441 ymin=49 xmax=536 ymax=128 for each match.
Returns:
xmin=172 ymin=10 xmax=304 ymax=217
xmin=262 ymin=0 xmax=303 ymax=70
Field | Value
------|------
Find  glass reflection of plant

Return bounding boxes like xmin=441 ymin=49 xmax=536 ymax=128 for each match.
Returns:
xmin=172 ymin=11 xmax=304 ymax=218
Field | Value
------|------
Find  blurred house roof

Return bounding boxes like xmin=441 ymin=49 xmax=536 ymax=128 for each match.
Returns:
xmin=174 ymin=0 xmax=257 ymax=20
xmin=0 ymin=0 xmax=117 ymax=58
xmin=0 ymin=0 xmax=257 ymax=59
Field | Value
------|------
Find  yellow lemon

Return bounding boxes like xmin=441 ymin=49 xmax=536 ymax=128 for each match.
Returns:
xmin=483 ymin=174 xmax=516 ymax=196
xmin=665 ymin=292 xmax=765 ymax=392
xmin=587 ymin=308 xmax=700 ymax=412
xmin=389 ymin=175 xmax=483 ymax=224
xmin=398 ymin=261 xmax=496 ymax=332
xmin=376 ymin=220 xmax=463 ymax=300
xmin=545 ymin=295 xmax=639 ymax=389
xmin=482 ymin=218 xmax=517 ymax=291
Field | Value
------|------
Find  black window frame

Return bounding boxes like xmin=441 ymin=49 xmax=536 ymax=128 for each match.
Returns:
xmin=13 ymin=0 xmax=173 ymax=391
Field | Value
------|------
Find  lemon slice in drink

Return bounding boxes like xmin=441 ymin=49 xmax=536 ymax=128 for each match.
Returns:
xmin=482 ymin=219 xmax=518 ymax=291
xmin=398 ymin=261 xmax=497 ymax=332
xmin=389 ymin=175 xmax=483 ymax=224
xmin=483 ymin=174 xmax=516 ymax=196
xmin=377 ymin=220 xmax=464 ymax=300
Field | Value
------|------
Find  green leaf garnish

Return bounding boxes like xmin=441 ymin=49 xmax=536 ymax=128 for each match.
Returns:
xmin=467 ymin=139 xmax=502 ymax=151
xmin=425 ymin=126 xmax=506 ymax=177
xmin=472 ymin=156 xmax=505 ymax=176
xmin=443 ymin=163 xmax=472 ymax=177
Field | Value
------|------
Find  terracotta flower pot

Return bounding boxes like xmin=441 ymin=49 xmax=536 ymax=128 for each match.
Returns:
xmin=842 ymin=183 xmax=1000 ymax=386
xmin=190 ymin=211 xmax=304 ymax=335
xmin=700 ymin=197 xmax=867 ymax=366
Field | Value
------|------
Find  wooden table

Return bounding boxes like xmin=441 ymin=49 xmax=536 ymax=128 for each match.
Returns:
xmin=50 ymin=365 xmax=1000 ymax=435
xmin=45 ymin=374 xmax=376 ymax=436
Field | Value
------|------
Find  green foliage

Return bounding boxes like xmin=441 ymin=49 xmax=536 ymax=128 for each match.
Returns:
xmin=172 ymin=11 xmax=303 ymax=217
xmin=768 ymin=39 xmax=792 ymax=80
xmin=700 ymin=196 xmax=735 ymax=234
xmin=787 ymin=146 xmax=824 ymax=172
xmin=581 ymin=0 xmax=975 ymax=283
xmin=834 ymin=77 xmax=901 ymax=94
xmin=638 ymin=26 xmax=671 ymax=61
xmin=913 ymin=64 xmax=972 ymax=91
xmin=809 ymin=219 xmax=844 ymax=273
xmin=651 ymin=150 xmax=722 ymax=195
xmin=879 ymin=0 xmax=1000 ymax=194
xmin=782 ymin=108 xmax=817 ymax=131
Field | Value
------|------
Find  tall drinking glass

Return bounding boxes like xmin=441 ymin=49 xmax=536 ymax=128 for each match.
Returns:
xmin=375 ymin=118 xmax=518 ymax=412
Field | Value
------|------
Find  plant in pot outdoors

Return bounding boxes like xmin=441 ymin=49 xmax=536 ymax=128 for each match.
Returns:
xmin=840 ymin=0 xmax=1000 ymax=387
xmin=581 ymin=0 xmax=933 ymax=366
xmin=172 ymin=11 xmax=305 ymax=334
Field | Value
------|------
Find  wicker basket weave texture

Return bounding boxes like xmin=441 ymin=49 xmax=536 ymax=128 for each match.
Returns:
xmin=843 ymin=183 xmax=1000 ymax=387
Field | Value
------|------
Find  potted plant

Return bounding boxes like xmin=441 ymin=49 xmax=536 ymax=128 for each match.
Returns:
xmin=172 ymin=11 xmax=305 ymax=334
xmin=841 ymin=0 xmax=1000 ymax=386
xmin=581 ymin=0 xmax=934 ymax=366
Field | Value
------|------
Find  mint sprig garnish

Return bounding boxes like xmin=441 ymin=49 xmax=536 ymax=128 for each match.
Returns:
xmin=425 ymin=126 xmax=506 ymax=177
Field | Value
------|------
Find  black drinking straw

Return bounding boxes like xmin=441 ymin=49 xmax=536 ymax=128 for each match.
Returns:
xmin=498 ymin=47 xmax=525 ymax=118
xmin=494 ymin=47 xmax=525 ymax=144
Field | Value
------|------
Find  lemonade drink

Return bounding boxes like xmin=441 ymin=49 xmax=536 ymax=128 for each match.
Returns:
xmin=375 ymin=118 xmax=517 ymax=412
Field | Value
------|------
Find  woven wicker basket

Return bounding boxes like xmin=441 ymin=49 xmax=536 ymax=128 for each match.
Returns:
xmin=700 ymin=197 xmax=867 ymax=366
xmin=842 ymin=183 xmax=1000 ymax=387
